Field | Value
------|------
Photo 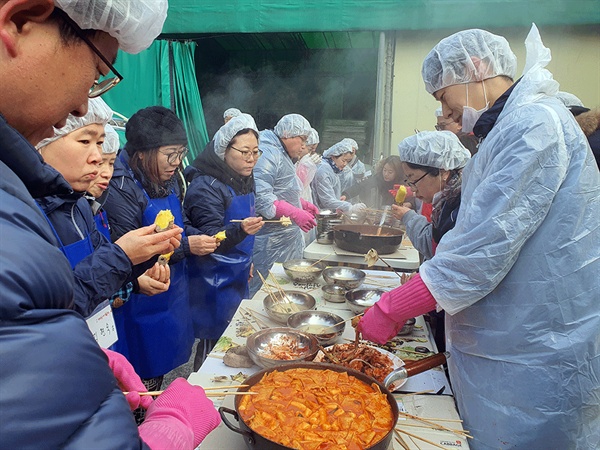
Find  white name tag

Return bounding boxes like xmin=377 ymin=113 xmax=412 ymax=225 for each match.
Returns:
xmin=86 ymin=301 xmax=118 ymax=348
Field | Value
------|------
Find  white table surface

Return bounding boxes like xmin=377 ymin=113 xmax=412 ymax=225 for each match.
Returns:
xmin=192 ymin=263 xmax=468 ymax=450
xmin=304 ymin=240 xmax=421 ymax=271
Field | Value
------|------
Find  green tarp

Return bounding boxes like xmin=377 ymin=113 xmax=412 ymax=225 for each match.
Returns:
xmin=161 ymin=0 xmax=600 ymax=35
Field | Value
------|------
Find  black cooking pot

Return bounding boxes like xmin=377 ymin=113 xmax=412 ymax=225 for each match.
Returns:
xmin=333 ymin=224 xmax=403 ymax=255
xmin=219 ymin=361 xmax=399 ymax=450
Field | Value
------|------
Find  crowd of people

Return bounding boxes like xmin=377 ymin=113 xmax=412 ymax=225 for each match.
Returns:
xmin=1 ymin=1 xmax=598 ymax=449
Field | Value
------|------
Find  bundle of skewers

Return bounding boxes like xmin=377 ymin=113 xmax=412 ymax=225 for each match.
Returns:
xmin=256 ymin=271 xmax=301 ymax=314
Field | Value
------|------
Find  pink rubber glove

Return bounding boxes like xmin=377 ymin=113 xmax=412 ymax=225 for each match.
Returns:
xmin=300 ymin=198 xmax=319 ymax=217
xmin=357 ymin=274 xmax=437 ymax=344
xmin=139 ymin=378 xmax=221 ymax=450
xmin=102 ymin=348 xmax=153 ymax=410
xmin=274 ymin=200 xmax=317 ymax=232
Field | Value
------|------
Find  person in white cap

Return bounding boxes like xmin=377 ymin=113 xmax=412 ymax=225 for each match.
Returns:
xmin=249 ymin=113 xmax=319 ymax=295
xmin=223 ymin=107 xmax=242 ymax=123
xmin=296 ymin=127 xmax=321 ymax=244
xmin=0 ymin=1 xmax=220 ymax=448
xmin=312 ymin=140 xmax=367 ymax=214
xmin=358 ymin=25 xmax=600 ymax=448
xmin=184 ymin=114 xmax=264 ymax=368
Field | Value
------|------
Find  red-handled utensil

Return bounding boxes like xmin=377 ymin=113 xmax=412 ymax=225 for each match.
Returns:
xmin=384 ymin=352 xmax=449 ymax=391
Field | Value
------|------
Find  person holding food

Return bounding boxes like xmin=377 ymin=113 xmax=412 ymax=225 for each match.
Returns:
xmin=358 ymin=26 xmax=599 ymax=448
xmin=312 ymin=140 xmax=367 ymax=214
xmin=103 ymin=106 xmax=218 ymax=394
xmin=184 ymin=114 xmax=264 ymax=368
xmin=249 ymin=113 xmax=319 ymax=296
xmin=0 ymin=0 xmax=220 ymax=448
xmin=86 ymin=124 xmax=171 ymax=303
xmin=36 ymin=98 xmax=173 ymax=317
xmin=391 ymin=131 xmax=470 ymax=260
xmin=342 ymin=154 xmax=409 ymax=209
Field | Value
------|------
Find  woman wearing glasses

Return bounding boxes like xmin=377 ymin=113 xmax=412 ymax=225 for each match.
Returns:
xmin=391 ymin=131 xmax=470 ymax=261
xmin=184 ymin=114 xmax=264 ymax=368
xmin=103 ymin=106 xmax=218 ymax=395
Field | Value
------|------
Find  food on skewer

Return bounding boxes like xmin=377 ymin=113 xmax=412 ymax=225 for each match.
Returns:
xmin=278 ymin=215 xmax=292 ymax=226
xmin=154 ymin=209 xmax=175 ymax=265
xmin=364 ymin=248 xmax=379 ymax=267
xmin=395 ymin=184 xmax=408 ymax=204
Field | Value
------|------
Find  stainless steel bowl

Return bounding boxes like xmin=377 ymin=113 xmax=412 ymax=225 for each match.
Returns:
xmin=282 ymin=259 xmax=326 ymax=283
xmin=322 ymin=267 xmax=366 ymax=289
xmin=398 ymin=317 xmax=416 ymax=336
xmin=245 ymin=327 xmax=319 ymax=369
xmin=263 ymin=291 xmax=316 ymax=324
xmin=321 ymin=284 xmax=347 ymax=303
xmin=345 ymin=288 xmax=387 ymax=314
xmin=287 ymin=310 xmax=345 ymax=346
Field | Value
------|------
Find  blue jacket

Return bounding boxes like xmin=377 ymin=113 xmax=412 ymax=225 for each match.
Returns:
xmin=0 ymin=114 xmax=147 ymax=449
xmin=184 ymin=166 xmax=250 ymax=253
xmin=36 ymin=193 xmax=134 ymax=316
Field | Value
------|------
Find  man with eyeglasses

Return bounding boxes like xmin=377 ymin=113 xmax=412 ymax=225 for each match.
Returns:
xmin=0 ymin=1 xmax=220 ymax=448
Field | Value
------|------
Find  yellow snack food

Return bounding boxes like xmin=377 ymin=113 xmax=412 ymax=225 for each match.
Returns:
xmin=155 ymin=210 xmax=175 ymax=265
xmin=214 ymin=231 xmax=227 ymax=242
xmin=154 ymin=209 xmax=174 ymax=232
xmin=395 ymin=185 xmax=408 ymax=204
xmin=279 ymin=216 xmax=292 ymax=227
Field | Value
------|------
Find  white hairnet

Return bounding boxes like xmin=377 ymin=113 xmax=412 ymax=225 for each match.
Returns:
xmin=422 ymin=29 xmax=517 ymax=94
xmin=307 ymin=128 xmax=320 ymax=145
xmin=214 ymin=113 xmax=258 ymax=160
xmin=341 ymin=138 xmax=358 ymax=151
xmin=398 ymin=131 xmax=471 ymax=170
xmin=555 ymin=91 xmax=584 ymax=108
xmin=54 ymin=0 xmax=168 ymax=54
xmin=103 ymin=124 xmax=120 ymax=154
xmin=223 ymin=108 xmax=242 ymax=120
xmin=274 ymin=114 xmax=311 ymax=139
xmin=323 ymin=141 xmax=354 ymax=159
xmin=37 ymin=97 xmax=113 ymax=149
xmin=435 ymin=107 xmax=443 ymax=117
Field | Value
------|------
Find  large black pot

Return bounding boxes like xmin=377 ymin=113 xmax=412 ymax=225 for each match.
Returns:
xmin=333 ymin=224 xmax=403 ymax=255
xmin=219 ymin=361 xmax=399 ymax=450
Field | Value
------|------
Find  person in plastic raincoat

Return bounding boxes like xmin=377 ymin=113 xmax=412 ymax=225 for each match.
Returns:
xmin=249 ymin=114 xmax=319 ymax=296
xmin=312 ymin=141 xmax=367 ymax=214
xmin=184 ymin=114 xmax=264 ymax=368
xmin=296 ymin=127 xmax=321 ymax=245
xmin=358 ymin=25 xmax=600 ymax=449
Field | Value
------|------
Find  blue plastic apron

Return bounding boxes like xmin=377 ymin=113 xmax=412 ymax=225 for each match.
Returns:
xmin=93 ymin=209 xmax=111 ymax=240
xmin=37 ymin=202 xmax=94 ymax=269
xmin=187 ymin=187 xmax=255 ymax=339
xmin=111 ymin=175 xmax=194 ymax=378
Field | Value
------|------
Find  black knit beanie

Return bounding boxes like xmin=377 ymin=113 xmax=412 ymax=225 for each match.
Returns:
xmin=125 ymin=106 xmax=188 ymax=155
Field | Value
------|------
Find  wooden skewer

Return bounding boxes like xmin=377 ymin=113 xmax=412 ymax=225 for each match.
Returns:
xmin=322 ymin=313 xmax=363 ymax=331
xmin=396 ymin=390 xmax=434 ymax=396
xmin=394 ymin=429 xmax=447 ymax=450
xmin=241 ymin=307 xmax=271 ymax=329
xmin=268 ymin=270 xmax=301 ymax=313
xmin=397 ymin=411 xmax=472 ymax=438
xmin=399 ymin=422 xmax=470 ymax=436
xmin=230 ymin=219 xmax=282 ymax=223
xmin=394 ymin=435 xmax=411 ymax=450
xmin=124 ymin=390 xmax=256 ymax=397
xmin=307 ymin=253 xmax=335 ymax=267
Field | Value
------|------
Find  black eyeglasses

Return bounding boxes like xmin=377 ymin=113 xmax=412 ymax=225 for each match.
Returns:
xmin=55 ymin=9 xmax=123 ymax=98
xmin=230 ymin=146 xmax=262 ymax=161
xmin=435 ymin=121 xmax=453 ymax=131
xmin=404 ymin=172 xmax=429 ymax=189
xmin=159 ymin=147 xmax=189 ymax=164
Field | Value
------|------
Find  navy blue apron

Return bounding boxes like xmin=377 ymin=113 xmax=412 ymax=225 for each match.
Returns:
xmin=37 ymin=202 xmax=94 ymax=269
xmin=187 ymin=187 xmax=255 ymax=339
xmin=111 ymin=174 xmax=194 ymax=378
xmin=94 ymin=209 xmax=111 ymax=240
